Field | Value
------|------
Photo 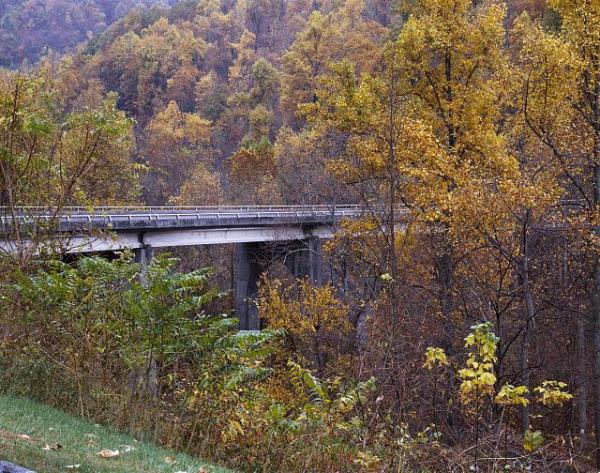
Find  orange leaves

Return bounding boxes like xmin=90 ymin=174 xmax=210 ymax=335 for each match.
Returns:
xmin=229 ymin=145 xmax=276 ymax=183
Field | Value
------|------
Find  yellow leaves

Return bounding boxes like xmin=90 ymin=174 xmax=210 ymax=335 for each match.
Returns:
xmin=259 ymin=279 xmax=350 ymax=337
xmin=144 ymin=100 xmax=212 ymax=198
xmin=458 ymin=322 xmax=499 ymax=402
xmin=221 ymin=418 xmax=246 ymax=443
xmin=459 ymin=370 xmax=497 ymax=400
xmin=258 ymin=278 xmax=350 ymax=371
xmin=171 ymin=163 xmax=223 ymax=206
xmin=464 ymin=323 xmax=498 ymax=364
xmin=309 ymin=5 xmax=523 ymax=241
xmin=281 ymin=8 xmax=384 ymax=120
xmin=534 ymin=381 xmax=573 ymax=407
xmin=495 ymin=384 xmax=530 ymax=407
xmin=147 ymin=101 xmax=211 ymax=148
xmin=281 ymin=11 xmax=338 ymax=117
xmin=454 ymin=323 xmax=571 ymax=416
xmin=248 ymin=105 xmax=274 ymax=141
xmin=227 ymin=30 xmax=257 ymax=91
xmin=514 ymin=12 xmax=581 ymax=115
xmin=523 ymin=429 xmax=544 ymax=452
xmin=353 ymin=450 xmax=381 ymax=470
xmin=549 ymin=0 xmax=600 ymax=48
xmin=423 ymin=347 xmax=448 ymax=370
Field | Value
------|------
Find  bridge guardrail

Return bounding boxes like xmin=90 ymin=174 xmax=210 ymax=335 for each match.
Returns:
xmin=0 ymin=205 xmax=390 ymax=234
xmin=0 ymin=204 xmax=363 ymax=214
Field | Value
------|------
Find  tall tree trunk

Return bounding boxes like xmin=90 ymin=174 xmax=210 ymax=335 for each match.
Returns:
xmin=577 ymin=314 xmax=588 ymax=446
xmin=519 ymin=262 xmax=534 ymax=431
xmin=592 ymin=257 xmax=600 ymax=466
xmin=436 ymin=238 xmax=455 ymax=355
xmin=519 ymin=212 xmax=535 ymax=432
xmin=591 ymin=64 xmax=600 ymax=463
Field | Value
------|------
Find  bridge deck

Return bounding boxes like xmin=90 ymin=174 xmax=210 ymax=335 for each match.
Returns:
xmin=0 ymin=205 xmax=364 ymax=233
xmin=0 ymin=205 xmax=379 ymax=253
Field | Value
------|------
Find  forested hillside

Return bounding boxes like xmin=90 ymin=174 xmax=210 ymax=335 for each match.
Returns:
xmin=7 ymin=0 xmax=548 ymax=206
xmin=0 ymin=0 xmax=180 ymax=67
xmin=3 ymin=0 xmax=600 ymax=472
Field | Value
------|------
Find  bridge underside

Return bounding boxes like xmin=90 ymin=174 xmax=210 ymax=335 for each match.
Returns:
xmin=234 ymin=239 xmax=323 ymax=330
xmin=0 ymin=224 xmax=329 ymax=331
xmin=0 ymin=224 xmax=334 ymax=254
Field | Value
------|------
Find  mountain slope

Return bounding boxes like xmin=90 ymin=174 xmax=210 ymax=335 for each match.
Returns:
xmin=0 ymin=0 xmax=179 ymax=68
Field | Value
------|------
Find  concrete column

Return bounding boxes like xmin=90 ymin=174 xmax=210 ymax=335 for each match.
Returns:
xmin=234 ymin=242 xmax=264 ymax=330
xmin=134 ymin=245 xmax=154 ymax=286
xmin=133 ymin=244 xmax=157 ymax=396
xmin=284 ymin=243 xmax=302 ymax=278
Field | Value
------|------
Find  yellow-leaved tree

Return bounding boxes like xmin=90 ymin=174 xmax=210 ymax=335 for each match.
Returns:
xmin=258 ymin=278 xmax=352 ymax=376
xmin=143 ymin=100 xmax=212 ymax=204
xmin=514 ymin=1 xmax=600 ymax=462
xmin=307 ymin=0 xmax=520 ymax=356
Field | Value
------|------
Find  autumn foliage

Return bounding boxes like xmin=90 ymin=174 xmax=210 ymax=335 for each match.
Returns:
xmin=4 ymin=0 xmax=600 ymax=471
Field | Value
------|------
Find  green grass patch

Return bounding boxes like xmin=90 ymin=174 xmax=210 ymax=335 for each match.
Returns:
xmin=0 ymin=396 xmax=234 ymax=473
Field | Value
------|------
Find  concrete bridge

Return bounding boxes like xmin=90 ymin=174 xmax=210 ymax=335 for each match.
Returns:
xmin=0 ymin=205 xmax=366 ymax=329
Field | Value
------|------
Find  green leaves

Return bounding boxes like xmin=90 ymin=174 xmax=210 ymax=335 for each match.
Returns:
xmin=22 ymin=112 xmax=53 ymax=136
xmin=288 ymin=360 xmax=329 ymax=406
xmin=0 ymin=70 xmax=139 ymax=213
xmin=13 ymin=253 xmax=276 ymax=381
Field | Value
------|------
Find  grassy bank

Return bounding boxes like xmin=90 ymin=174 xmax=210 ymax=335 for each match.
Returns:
xmin=0 ymin=396 xmax=234 ymax=473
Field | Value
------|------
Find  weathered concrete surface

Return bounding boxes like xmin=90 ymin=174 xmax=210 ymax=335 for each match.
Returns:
xmin=235 ymin=242 xmax=265 ymax=330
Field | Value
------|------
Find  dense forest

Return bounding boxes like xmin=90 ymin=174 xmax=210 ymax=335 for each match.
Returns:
xmin=2 ymin=0 xmax=600 ymax=472
xmin=0 ymin=0 xmax=182 ymax=67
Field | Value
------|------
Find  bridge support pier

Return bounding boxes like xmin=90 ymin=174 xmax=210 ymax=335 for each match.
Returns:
xmin=308 ymin=238 xmax=323 ymax=285
xmin=234 ymin=243 xmax=265 ymax=330
xmin=235 ymin=238 xmax=323 ymax=330
xmin=134 ymin=245 xmax=154 ymax=286
xmin=133 ymin=245 xmax=158 ymax=397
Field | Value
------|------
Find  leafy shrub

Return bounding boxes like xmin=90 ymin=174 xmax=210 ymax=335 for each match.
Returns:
xmin=1 ymin=254 xmax=403 ymax=472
